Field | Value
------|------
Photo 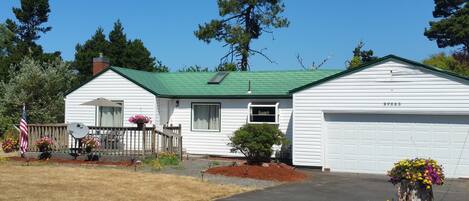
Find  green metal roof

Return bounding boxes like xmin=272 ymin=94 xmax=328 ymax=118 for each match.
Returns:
xmin=74 ymin=67 xmax=341 ymax=98
xmin=66 ymin=54 xmax=469 ymax=99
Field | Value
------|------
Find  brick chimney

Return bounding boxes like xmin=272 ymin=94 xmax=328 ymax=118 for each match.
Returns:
xmin=92 ymin=53 xmax=110 ymax=76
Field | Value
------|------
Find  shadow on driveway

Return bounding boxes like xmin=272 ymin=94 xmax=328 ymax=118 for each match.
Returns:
xmin=219 ymin=169 xmax=469 ymax=201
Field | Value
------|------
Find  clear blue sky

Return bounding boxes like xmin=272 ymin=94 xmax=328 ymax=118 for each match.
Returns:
xmin=0 ymin=0 xmax=454 ymax=71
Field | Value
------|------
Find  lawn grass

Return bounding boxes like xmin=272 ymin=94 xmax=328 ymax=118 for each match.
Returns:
xmin=0 ymin=161 xmax=250 ymax=201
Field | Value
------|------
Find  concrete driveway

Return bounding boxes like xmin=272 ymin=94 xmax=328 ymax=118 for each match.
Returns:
xmin=220 ymin=169 xmax=469 ymax=201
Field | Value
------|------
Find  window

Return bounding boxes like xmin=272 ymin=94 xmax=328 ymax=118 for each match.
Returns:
xmin=192 ymin=103 xmax=221 ymax=131
xmin=98 ymin=101 xmax=123 ymax=127
xmin=248 ymin=102 xmax=279 ymax=124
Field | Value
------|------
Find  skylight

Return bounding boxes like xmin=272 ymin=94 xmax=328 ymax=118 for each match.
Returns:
xmin=208 ymin=72 xmax=229 ymax=84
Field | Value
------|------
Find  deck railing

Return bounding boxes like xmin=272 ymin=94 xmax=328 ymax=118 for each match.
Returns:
xmin=26 ymin=124 xmax=182 ymax=159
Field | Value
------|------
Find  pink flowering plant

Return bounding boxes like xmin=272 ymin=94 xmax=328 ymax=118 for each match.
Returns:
xmin=128 ymin=114 xmax=152 ymax=124
xmin=1 ymin=138 xmax=19 ymax=153
xmin=81 ymin=136 xmax=100 ymax=153
xmin=35 ymin=136 xmax=54 ymax=152
xmin=388 ymin=158 xmax=445 ymax=190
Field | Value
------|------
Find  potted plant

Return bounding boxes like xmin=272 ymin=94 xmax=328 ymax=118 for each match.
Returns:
xmin=128 ymin=114 xmax=151 ymax=130
xmin=81 ymin=136 xmax=100 ymax=161
xmin=35 ymin=136 xmax=53 ymax=160
xmin=388 ymin=158 xmax=445 ymax=201
xmin=1 ymin=138 xmax=19 ymax=153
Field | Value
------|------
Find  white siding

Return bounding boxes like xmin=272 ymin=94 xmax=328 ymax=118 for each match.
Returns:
xmin=168 ymin=99 xmax=293 ymax=156
xmin=65 ymin=70 xmax=157 ymax=127
xmin=292 ymin=60 xmax=469 ymax=167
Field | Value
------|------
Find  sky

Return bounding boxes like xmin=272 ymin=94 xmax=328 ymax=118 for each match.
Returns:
xmin=0 ymin=0 xmax=455 ymax=71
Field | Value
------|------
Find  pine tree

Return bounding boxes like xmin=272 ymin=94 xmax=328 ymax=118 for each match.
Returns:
xmin=73 ymin=20 xmax=168 ymax=82
xmin=194 ymin=0 xmax=289 ymax=71
xmin=109 ymin=20 xmax=127 ymax=67
xmin=347 ymin=41 xmax=378 ymax=69
xmin=123 ymin=39 xmax=157 ymax=71
xmin=73 ymin=28 xmax=110 ymax=82
xmin=1 ymin=0 xmax=59 ymax=82
xmin=425 ymin=1 xmax=469 ymax=53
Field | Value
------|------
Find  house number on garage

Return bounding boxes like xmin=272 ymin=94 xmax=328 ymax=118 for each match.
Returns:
xmin=383 ymin=102 xmax=401 ymax=106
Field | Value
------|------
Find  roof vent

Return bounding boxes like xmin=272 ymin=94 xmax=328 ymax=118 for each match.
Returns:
xmin=208 ymin=72 xmax=229 ymax=84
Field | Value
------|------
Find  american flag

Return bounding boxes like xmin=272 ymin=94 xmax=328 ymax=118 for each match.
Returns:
xmin=19 ymin=104 xmax=28 ymax=156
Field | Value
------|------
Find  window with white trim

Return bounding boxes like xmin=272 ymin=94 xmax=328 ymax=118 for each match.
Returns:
xmin=248 ymin=102 xmax=279 ymax=124
xmin=191 ymin=103 xmax=221 ymax=131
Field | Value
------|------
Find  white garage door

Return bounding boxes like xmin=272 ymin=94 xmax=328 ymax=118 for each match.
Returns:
xmin=325 ymin=114 xmax=469 ymax=178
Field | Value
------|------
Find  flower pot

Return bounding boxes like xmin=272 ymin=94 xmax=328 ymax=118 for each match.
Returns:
xmin=397 ymin=180 xmax=433 ymax=201
xmin=137 ymin=122 xmax=145 ymax=130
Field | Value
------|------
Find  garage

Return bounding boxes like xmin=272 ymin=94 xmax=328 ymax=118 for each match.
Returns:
xmin=325 ymin=113 xmax=469 ymax=178
xmin=291 ymin=55 xmax=469 ymax=178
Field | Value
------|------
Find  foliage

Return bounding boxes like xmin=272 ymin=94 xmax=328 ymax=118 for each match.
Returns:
xmin=158 ymin=152 xmax=180 ymax=166
xmin=7 ymin=0 xmax=51 ymax=44
xmin=424 ymin=1 xmax=469 ymax=53
xmin=0 ymin=24 xmax=14 ymax=57
xmin=81 ymin=136 xmax=100 ymax=153
xmin=145 ymin=157 xmax=163 ymax=171
xmin=1 ymin=127 xmax=19 ymax=141
xmin=229 ymin=124 xmax=286 ymax=164
xmin=215 ymin=62 xmax=238 ymax=71
xmin=194 ymin=0 xmax=289 ymax=71
xmin=179 ymin=65 xmax=210 ymax=72
xmin=73 ymin=28 xmax=109 ymax=82
xmin=35 ymin=136 xmax=53 ymax=151
xmin=143 ymin=152 xmax=180 ymax=171
xmin=73 ymin=20 xmax=168 ymax=82
xmin=347 ymin=41 xmax=378 ymax=68
xmin=1 ymin=0 xmax=61 ymax=82
xmin=423 ymin=52 xmax=469 ymax=77
xmin=128 ymin=114 xmax=152 ymax=124
xmin=0 ymin=57 xmax=75 ymax=133
xmin=1 ymin=138 xmax=19 ymax=153
xmin=388 ymin=158 xmax=445 ymax=190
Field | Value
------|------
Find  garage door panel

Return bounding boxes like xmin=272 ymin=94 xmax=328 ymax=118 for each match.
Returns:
xmin=326 ymin=114 xmax=469 ymax=178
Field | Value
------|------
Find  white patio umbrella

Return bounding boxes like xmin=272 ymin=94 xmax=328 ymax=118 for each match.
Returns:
xmin=81 ymin=98 xmax=122 ymax=126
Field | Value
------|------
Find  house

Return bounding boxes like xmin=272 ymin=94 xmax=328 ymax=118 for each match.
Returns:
xmin=65 ymin=55 xmax=469 ymax=178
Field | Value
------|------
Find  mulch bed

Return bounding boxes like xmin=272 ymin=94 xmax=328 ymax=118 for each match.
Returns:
xmin=8 ymin=156 xmax=133 ymax=167
xmin=206 ymin=163 xmax=307 ymax=182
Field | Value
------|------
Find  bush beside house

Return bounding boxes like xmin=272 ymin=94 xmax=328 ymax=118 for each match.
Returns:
xmin=229 ymin=124 xmax=287 ymax=165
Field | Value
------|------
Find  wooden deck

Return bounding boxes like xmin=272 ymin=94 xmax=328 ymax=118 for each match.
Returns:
xmin=27 ymin=124 xmax=182 ymax=159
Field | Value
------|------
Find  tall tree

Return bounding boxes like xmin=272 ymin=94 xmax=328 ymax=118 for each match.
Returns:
xmin=73 ymin=21 xmax=168 ymax=82
xmin=0 ymin=24 xmax=14 ymax=57
xmin=1 ymin=0 xmax=59 ymax=82
xmin=347 ymin=41 xmax=378 ymax=68
xmin=424 ymin=1 xmax=469 ymax=53
xmin=73 ymin=28 xmax=110 ymax=82
xmin=7 ymin=0 xmax=51 ymax=45
xmin=109 ymin=20 xmax=127 ymax=66
xmin=194 ymin=0 xmax=289 ymax=71
xmin=124 ymin=39 xmax=167 ymax=72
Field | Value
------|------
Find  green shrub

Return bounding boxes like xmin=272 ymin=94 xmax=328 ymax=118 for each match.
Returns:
xmin=229 ymin=124 xmax=286 ymax=165
xmin=143 ymin=152 xmax=180 ymax=171
xmin=158 ymin=152 xmax=180 ymax=166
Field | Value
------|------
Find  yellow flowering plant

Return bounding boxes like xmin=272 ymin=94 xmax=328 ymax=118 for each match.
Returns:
xmin=388 ymin=158 xmax=445 ymax=190
xmin=1 ymin=138 xmax=19 ymax=153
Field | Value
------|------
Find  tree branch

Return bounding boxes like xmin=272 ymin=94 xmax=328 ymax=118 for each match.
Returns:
xmin=250 ymin=49 xmax=276 ymax=64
